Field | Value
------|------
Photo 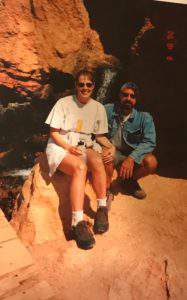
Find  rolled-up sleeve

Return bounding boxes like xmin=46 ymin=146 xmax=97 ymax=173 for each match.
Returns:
xmin=129 ymin=114 xmax=156 ymax=164
xmin=45 ymin=100 xmax=65 ymax=129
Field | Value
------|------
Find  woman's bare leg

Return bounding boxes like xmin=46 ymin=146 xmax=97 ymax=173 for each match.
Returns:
xmin=86 ymin=149 xmax=106 ymax=198
xmin=104 ymin=163 xmax=114 ymax=190
xmin=58 ymin=153 xmax=95 ymax=249
xmin=86 ymin=149 xmax=109 ymax=233
xmin=58 ymin=154 xmax=87 ymax=211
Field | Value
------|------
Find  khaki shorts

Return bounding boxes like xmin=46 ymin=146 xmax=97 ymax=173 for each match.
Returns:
xmin=114 ymin=150 xmax=128 ymax=166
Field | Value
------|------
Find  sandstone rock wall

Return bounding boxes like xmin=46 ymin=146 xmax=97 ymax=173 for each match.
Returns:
xmin=0 ymin=0 xmax=116 ymax=101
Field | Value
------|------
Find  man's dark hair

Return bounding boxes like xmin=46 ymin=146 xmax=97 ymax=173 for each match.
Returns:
xmin=120 ymin=82 xmax=139 ymax=98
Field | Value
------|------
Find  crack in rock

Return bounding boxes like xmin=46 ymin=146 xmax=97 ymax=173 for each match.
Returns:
xmin=164 ymin=259 xmax=171 ymax=300
xmin=30 ymin=0 xmax=37 ymax=18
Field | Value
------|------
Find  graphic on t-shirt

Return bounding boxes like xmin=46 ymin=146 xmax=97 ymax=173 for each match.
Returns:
xmin=75 ymin=119 xmax=83 ymax=132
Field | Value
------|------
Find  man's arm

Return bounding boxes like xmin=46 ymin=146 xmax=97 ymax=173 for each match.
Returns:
xmin=96 ymin=134 xmax=115 ymax=164
xmin=129 ymin=113 xmax=156 ymax=164
xmin=120 ymin=113 xmax=156 ymax=179
xmin=95 ymin=134 xmax=114 ymax=149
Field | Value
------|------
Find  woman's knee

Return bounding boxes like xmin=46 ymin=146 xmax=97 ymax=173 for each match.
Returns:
xmin=58 ymin=155 xmax=87 ymax=176
xmin=73 ymin=160 xmax=87 ymax=176
xmin=143 ymin=154 xmax=158 ymax=173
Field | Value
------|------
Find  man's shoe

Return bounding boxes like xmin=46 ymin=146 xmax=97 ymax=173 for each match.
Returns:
xmin=94 ymin=206 xmax=109 ymax=234
xmin=123 ymin=179 xmax=147 ymax=199
xmin=72 ymin=220 xmax=95 ymax=250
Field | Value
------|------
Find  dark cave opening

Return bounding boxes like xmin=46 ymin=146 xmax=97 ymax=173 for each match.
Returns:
xmin=84 ymin=0 xmax=150 ymax=63
xmin=84 ymin=0 xmax=187 ymax=178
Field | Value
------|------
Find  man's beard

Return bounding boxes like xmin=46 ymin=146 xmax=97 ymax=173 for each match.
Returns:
xmin=120 ymin=102 xmax=133 ymax=110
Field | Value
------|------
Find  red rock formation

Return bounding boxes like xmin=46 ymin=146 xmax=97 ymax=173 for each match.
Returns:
xmin=0 ymin=0 xmax=117 ymax=100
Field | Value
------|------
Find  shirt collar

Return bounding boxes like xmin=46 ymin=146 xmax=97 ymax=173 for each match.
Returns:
xmin=129 ymin=108 xmax=136 ymax=121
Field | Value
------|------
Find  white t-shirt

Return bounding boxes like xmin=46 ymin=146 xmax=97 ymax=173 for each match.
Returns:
xmin=45 ymin=95 xmax=108 ymax=135
xmin=45 ymin=95 xmax=108 ymax=176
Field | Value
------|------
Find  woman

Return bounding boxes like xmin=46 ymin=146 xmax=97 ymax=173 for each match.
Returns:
xmin=45 ymin=69 xmax=109 ymax=249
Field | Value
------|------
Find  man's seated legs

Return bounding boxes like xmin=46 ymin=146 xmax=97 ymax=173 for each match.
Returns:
xmin=58 ymin=153 xmax=95 ymax=249
xmin=103 ymin=148 xmax=158 ymax=199
xmin=133 ymin=153 xmax=158 ymax=180
xmin=86 ymin=148 xmax=109 ymax=233
xmin=127 ymin=153 xmax=158 ymax=199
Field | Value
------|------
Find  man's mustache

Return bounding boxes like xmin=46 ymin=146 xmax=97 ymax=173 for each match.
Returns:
xmin=120 ymin=102 xmax=132 ymax=108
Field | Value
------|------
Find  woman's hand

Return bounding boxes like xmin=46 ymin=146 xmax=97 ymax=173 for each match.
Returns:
xmin=50 ymin=129 xmax=83 ymax=156
xmin=68 ymin=146 xmax=83 ymax=156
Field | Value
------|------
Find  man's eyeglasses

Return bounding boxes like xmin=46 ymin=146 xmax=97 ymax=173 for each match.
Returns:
xmin=121 ymin=92 xmax=135 ymax=99
xmin=77 ymin=82 xmax=93 ymax=88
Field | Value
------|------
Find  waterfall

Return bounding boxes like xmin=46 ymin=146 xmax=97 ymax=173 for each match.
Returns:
xmin=95 ymin=67 xmax=118 ymax=104
xmin=1 ymin=168 xmax=31 ymax=178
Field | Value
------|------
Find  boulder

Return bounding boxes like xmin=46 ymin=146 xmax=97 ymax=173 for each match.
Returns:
xmin=0 ymin=0 xmax=117 ymax=100
xmin=11 ymin=153 xmax=98 ymax=246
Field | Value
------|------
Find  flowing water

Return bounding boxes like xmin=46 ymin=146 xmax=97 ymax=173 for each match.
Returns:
xmin=95 ymin=67 xmax=119 ymax=103
xmin=1 ymin=168 xmax=31 ymax=178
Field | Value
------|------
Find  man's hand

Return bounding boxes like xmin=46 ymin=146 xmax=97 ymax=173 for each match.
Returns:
xmin=102 ymin=146 xmax=115 ymax=164
xmin=68 ymin=146 xmax=83 ymax=156
xmin=120 ymin=156 xmax=134 ymax=179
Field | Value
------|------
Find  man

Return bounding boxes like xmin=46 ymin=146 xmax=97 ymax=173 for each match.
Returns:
xmin=102 ymin=82 xmax=157 ymax=199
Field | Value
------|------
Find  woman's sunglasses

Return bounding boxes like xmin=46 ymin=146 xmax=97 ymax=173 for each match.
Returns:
xmin=121 ymin=92 xmax=135 ymax=99
xmin=77 ymin=82 xmax=94 ymax=88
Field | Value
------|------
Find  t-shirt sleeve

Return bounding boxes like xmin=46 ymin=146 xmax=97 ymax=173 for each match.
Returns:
xmin=93 ymin=103 xmax=108 ymax=134
xmin=45 ymin=99 xmax=65 ymax=129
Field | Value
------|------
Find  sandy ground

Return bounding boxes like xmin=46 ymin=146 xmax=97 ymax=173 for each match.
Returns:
xmin=28 ymin=172 xmax=187 ymax=300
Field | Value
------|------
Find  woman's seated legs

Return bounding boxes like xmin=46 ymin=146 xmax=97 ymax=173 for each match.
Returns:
xmin=58 ymin=153 xmax=87 ymax=211
xmin=86 ymin=149 xmax=106 ymax=199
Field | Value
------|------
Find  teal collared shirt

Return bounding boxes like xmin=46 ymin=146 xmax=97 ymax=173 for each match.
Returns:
xmin=105 ymin=104 xmax=156 ymax=164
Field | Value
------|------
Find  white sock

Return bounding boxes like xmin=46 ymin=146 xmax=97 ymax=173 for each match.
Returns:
xmin=97 ymin=197 xmax=107 ymax=208
xmin=72 ymin=210 xmax=84 ymax=227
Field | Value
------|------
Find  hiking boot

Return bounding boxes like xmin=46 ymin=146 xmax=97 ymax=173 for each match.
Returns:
xmin=123 ymin=179 xmax=147 ymax=199
xmin=72 ymin=220 xmax=95 ymax=250
xmin=106 ymin=190 xmax=114 ymax=211
xmin=94 ymin=206 xmax=109 ymax=234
